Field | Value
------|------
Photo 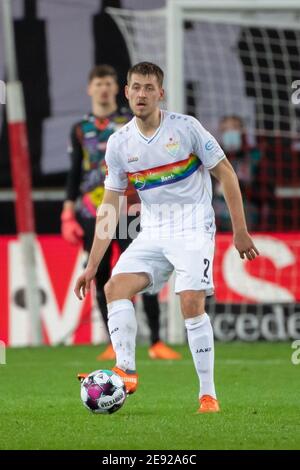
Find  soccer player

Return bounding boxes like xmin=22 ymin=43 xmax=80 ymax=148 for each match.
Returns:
xmin=61 ymin=64 xmax=180 ymax=361
xmin=75 ymin=62 xmax=259 ymax=413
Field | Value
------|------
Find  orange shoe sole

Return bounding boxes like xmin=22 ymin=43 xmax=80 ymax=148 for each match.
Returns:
xmin=197 ymin=395 xmax=220 ymax=413
xmin=112 ymin=366 xmax=138 ymax=395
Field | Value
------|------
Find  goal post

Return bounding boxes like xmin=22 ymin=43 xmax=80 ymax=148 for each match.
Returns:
xmin=1 ymin=0 xmax=41 ymax=345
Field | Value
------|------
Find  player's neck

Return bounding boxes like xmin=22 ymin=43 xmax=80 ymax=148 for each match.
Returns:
xmin=135 ymin=108 xmax=162 ymax=138
xmin=92 ymin=102 xmax=118 ymax=118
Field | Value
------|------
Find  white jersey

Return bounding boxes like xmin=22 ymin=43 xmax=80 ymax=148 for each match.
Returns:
xmin=104 ymin=110 xmax=225 ymax=236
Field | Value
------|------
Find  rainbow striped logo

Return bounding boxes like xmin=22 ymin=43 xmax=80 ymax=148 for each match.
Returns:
xmin=127 ymin=154 xmax=201 ymax=191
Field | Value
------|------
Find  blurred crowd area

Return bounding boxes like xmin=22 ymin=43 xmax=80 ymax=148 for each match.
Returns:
xmin=212 ymin=116 xmax=300 ymax=233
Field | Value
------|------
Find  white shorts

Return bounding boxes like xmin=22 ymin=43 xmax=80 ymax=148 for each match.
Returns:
xmin=111 ymin=232 xmax=215 ymax=296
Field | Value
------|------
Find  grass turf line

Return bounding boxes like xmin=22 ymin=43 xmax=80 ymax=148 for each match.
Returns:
xmin=0 ymin=342 xmax=299 ymax=450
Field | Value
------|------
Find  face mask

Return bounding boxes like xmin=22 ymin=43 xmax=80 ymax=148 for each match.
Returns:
xmin=221 ymin=130 xmax=242 ymax=151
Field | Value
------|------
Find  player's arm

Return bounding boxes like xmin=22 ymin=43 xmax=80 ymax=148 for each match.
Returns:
xmin=74 ymin=188 xmax=123 ymax=300
xmin=61 ymin=124 xmax=84 ymax=244
xmin=74 ymin=135 xmax=128 ymax=300
xmin=210 ymin=158 xmax=259 ymax=261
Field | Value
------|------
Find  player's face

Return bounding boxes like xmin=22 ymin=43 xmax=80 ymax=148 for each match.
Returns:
xmin=87 ymin=76 xmax=119 ymax=106
xmin=220 ymin=117 xmax=243 ymax=133
xmin=125 ymin=74 xmax=164 ymax=119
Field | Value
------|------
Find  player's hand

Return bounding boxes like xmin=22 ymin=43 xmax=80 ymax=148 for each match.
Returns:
xmin=74 ymin=266 xmax=97 ymax=300
xmin=61 ymin=209 xmax=84 ymax=245
xmin=233 ymin=230 xmax=260 ymax=261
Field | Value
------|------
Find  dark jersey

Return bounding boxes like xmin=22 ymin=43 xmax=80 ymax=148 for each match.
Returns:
xmin=66 ymin=109 xmax=132 ymax=218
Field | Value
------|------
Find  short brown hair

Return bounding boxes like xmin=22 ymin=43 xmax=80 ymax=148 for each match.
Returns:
xmin=127 ymin=62 xmax=164 ymax=87
xmin=220 ymin=115 xmax=244 ymax=129
xmin=88 ymin=64 xmax=118 ymax=83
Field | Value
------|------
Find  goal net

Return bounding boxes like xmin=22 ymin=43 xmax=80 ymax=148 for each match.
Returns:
xmin=108 ymin=1 xmax=300 ymax=139
xmin=107 ymin=0 xmax=300 ymax=343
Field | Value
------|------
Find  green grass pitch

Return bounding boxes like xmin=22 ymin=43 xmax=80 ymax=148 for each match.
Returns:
xmin=0 ymin=342 xmax=299 ymax=450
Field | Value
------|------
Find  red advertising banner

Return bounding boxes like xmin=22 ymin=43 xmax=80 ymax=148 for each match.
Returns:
xmin=0 ymin=234 xmax=299 ymax=346
xmin=214 ymin=233 xmax=300 ymax=304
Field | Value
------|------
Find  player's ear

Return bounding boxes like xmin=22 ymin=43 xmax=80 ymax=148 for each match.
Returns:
xmin=159 ymin=87 xmax=165 ymax=101
xmin=87 ymin=83 xmax=92 ymax=97
xmin=125 ymin=85 xmax=129 ymax=99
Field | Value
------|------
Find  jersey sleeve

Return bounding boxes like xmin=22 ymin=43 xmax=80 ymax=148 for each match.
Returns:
xmin=104 ymin=135 xmax=128 ymax=192
xmin=189 ymin=117 xmax=225 ymax=170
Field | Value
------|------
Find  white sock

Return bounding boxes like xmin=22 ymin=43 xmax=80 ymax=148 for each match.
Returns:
xmin=185 ymin=313 xmax=216 ymax=399
xmin=107 ymin=299 xmax=137 ymax=372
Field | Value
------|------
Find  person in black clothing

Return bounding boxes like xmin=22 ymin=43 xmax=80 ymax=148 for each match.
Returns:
xmin=61 ymin=65 xmax=181 ymax=360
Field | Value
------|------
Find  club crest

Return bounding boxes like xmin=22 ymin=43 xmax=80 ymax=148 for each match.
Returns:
xmin=165 ymin=137 xmax=180 ymax=157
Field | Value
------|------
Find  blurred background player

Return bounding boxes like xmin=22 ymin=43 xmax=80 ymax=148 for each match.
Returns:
xmin=213 ymin=115 xmax=262 ymax=232
xmin=61 ymin=64 xmax=181 ymax=361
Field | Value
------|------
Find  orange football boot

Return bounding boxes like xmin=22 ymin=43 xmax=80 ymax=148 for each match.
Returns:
xmin=198 ymin=395 xmax=220 ymax=413
xmin=148 ymin=341 xmax=182 ymax=360
xmin=77 ymin=373 xmax=88 ymax=382
xmin=96 ymin=344 xmax=116 ymax=361
xmin=112 ymin=366 xmax=138 ymax=395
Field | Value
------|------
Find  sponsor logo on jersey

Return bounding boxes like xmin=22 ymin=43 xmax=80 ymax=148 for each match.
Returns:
xmin=131 ymin=173 xmax=146 ymax=190
xmin=128 ymin=154 xmax=200 ymax=191
xmin=128 ymin=156 xmax=139 ymax=163
xmin=205 ymin=140 xmax=214 ymax=151
xmin=161 ymin=174 xmax=175 ymax=182
xmin=205 ymin=139 xmax=224 ymax=159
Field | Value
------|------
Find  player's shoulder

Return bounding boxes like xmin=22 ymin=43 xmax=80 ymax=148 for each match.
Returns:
xmin=69 ymin=115 xmax=90 ymax=142
xmin=71 ymin=113 xmax=93 ymax=133
xmin=164 ymin=110 xmax=201 ymax=130
xmin=113 ymin=106 xmax=133 ymax=125
xmin=109 ymin=117 xmax=135 ymax=143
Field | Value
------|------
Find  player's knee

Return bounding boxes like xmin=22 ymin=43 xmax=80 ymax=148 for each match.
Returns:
xmin=104 ymin=278 xmax=119 ymax=303
xmin=180 ymin=292 xmax=205 ymax=318
xmin=104 ymin=276 xmax=132 ymax=303
xmin=181 ymin=299 xmax=199 ymax=317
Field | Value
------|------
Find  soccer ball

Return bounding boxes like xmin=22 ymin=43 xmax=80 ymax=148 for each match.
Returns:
xmin=80 ymin=369 xmax=126 ymax=414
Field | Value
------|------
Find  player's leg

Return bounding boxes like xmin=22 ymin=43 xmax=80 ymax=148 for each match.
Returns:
xmin=142 ymin=293 xmax=160 ymax=345
xmin=95 ymin=244 xmax=116 ymax=361
xmin=77 ymin=214 xmax=115 ymax=360
xmin=163 ymin=234 xmax=220 ymax=412
xmin=144 ymin=293 xmax=182 ymax=360
xmin=180 ymin=290 xmax=219 ymax=413
xmin=118 ymin=220 xmax=181 ymax=360
xmin=80 ymin=234 xmax=173 ymax=393
xmin=105 ymin=235 xmax=173 ymax=392
xmin=104 ymin=272 xmax=150 ymax=394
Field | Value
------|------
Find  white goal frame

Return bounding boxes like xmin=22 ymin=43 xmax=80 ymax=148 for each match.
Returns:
xmin=166 ymin=0 xmax=300 ymax=115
